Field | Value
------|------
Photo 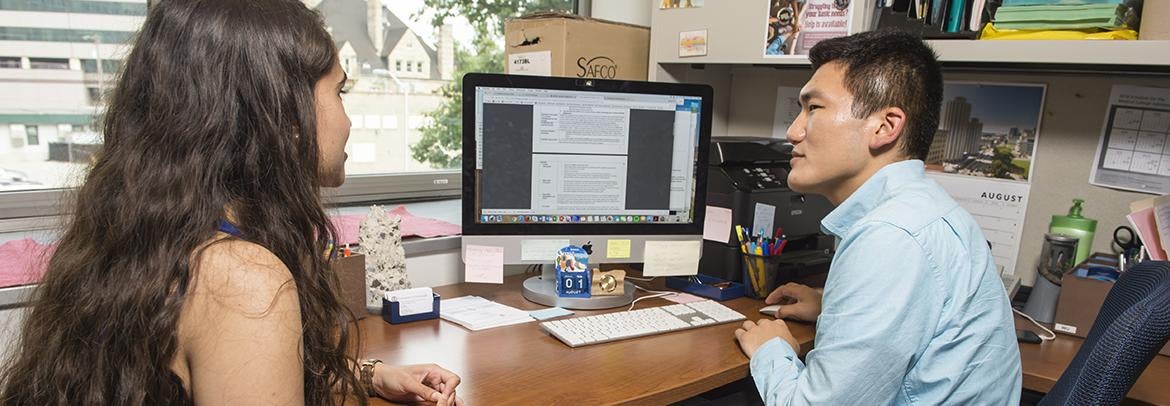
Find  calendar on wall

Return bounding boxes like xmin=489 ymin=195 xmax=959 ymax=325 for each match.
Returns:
xmin=1091 ymin=85 xmax=1170 ymax=195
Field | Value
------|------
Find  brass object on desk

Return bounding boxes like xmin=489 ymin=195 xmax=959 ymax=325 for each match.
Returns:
xmin=591 ymin=269 xmax=626 ymax=296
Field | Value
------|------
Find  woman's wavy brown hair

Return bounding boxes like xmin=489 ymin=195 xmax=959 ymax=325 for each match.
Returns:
xmin=0 ymin=0 xmax=364 ymax=404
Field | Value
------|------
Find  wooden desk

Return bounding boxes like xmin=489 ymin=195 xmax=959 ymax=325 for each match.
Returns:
xmin=359 ymin=278 xmax=1170 ymax=404
xmin=360 ymin=274 xmax=815 ymax=405
xmin=1016 ymin=315 xmax=1170 ymax=405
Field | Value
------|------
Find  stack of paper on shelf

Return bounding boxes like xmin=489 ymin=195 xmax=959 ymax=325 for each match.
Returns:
xmin=1128 ymin=196 xmax=1168 ymax=261
xmin=440 ymin=296 xmax=534 ymax=331
xmin=988 ymin=0 xmax=1140 ymax=32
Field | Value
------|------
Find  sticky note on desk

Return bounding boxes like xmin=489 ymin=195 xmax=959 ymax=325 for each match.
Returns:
xmin=464 ymin=245 xmax=504 ymax=284
xmin=529 ymin=307 xmax=574 ymax=320
xmin=642 ymin=240 xmax=702 ymax=277
xmin=703 ymin=206 xmax=732 ymax=243
xmin=607 ymin=239 xmax=631 ymax=259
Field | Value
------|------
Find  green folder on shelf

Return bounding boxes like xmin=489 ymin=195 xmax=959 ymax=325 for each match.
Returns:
xmin=993 ymin=3 xmax=1133 ymax=29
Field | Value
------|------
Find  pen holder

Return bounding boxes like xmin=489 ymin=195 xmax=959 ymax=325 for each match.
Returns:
xmin=381 ymin=293 xmax=441 ymax=324
xmin=331 ymin=253 xmax=368 ymax=319
xmin=741 ymin=253 xmax=783 ymax=299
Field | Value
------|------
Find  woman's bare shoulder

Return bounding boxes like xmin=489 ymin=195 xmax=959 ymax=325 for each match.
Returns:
xmin=189 ymin=239 xmax=296 ymax=312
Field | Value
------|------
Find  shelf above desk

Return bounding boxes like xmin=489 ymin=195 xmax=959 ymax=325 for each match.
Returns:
xmin=654 ymin=40 xmax=1170 ymax=73
xmin=649 ymin=1 xmax=1170 ymax=73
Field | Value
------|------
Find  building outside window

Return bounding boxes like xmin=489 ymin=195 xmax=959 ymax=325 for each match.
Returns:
xmin=0 ymin=0 xmax=576 ymax=214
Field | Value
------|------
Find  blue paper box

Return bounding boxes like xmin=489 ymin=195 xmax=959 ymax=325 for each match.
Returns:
xmin=665 ymin=274 xmax=745 ymax=301
xmin=381 ymin=293 xmax=441 ymax=324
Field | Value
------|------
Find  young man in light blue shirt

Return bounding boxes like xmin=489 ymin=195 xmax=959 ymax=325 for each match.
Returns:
xmin=733 ymin=31 xmax=1022 ymax=405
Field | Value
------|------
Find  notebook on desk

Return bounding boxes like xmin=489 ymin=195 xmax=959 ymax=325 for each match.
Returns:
xmin=440 ymin=295 xmax=534 ymax=331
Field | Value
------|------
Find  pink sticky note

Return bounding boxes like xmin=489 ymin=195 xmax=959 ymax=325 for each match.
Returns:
xmin=703 ymin=206 xmax=733 ymax=243
xmin=464 ymin=245 xmax=504 ymax=284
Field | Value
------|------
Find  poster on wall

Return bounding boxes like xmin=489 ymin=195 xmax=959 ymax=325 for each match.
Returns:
xmin=763 ymin=0 xmax=852 ymax=56
xmin=925 ymin=82 xmax=1047 ymax=276
xmin=1089 ymin=85 xmax=1170 ymax=195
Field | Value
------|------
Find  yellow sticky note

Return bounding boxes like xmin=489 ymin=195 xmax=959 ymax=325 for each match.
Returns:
xmin=607 ymin=239 xmax=631 ymax=259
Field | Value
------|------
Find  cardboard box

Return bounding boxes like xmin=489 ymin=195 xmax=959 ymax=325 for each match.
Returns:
xmin=1140 ymin=0 xmax=1170 ymax=40
xmin=332 ymin=253 xmax=369 ymax=319
xmin=1053 ymin=254 xmax=1170 ymax=356
xmin=504 ymin=12 xmax=650 ymax=81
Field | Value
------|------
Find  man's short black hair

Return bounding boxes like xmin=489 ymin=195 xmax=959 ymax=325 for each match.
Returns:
xmin=808 ymin=31 xmax=942 ymax=161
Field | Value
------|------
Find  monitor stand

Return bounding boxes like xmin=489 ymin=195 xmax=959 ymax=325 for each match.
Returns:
xmin=521 ymin=264 xmax=636 ymax=310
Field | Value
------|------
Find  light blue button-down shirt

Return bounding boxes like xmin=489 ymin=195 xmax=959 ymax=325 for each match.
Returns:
xmin=749 ymin=160 xmax=1022 ymax=405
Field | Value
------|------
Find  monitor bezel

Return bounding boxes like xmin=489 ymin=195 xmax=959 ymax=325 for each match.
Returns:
xmin=461 ymin=72 xmax=713 ymax=237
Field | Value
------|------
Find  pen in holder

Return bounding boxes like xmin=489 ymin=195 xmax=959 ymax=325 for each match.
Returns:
xmin=742 ymin=253 xmax=783 ymax=299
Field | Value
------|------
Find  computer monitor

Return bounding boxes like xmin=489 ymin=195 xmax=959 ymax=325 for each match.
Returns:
xmin=461 ymin=73 xmax=712 ymax=308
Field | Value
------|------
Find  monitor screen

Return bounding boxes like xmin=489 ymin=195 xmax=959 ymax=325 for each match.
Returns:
xmin=461 ymin=73 xmax=713 ymax=264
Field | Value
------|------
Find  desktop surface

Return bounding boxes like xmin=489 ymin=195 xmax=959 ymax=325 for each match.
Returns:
xmin=358 ymin=276 xmax=1170 ymax=405
xmin=360 ymin=273 xmax=814 ymax=405
xmin=1014 ymin=315 xmax=1170 ymax=405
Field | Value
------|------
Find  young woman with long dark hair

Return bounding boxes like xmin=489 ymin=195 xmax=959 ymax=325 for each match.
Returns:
xmin=0 ymin=1 xmax=461 ymax=404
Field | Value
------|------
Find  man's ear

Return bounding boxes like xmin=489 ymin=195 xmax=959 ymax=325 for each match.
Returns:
xmin=869 ymin=106 xmax=906 ymax=151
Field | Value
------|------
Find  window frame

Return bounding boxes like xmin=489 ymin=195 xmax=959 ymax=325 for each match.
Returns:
xmin=0 ymin=170 xmax=462 ymax=222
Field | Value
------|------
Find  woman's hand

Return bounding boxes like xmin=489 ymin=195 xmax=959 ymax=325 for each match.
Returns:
xmin=373 ymin=363 xmax=463 ymax=406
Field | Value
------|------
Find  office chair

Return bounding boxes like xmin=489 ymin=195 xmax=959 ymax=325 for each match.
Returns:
xmin=1038 ymin=260 xmax=1170 ymax=405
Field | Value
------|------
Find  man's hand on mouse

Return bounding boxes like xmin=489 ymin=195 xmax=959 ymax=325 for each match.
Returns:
xmin=734 ymin=319 xmax=800 ymax=358
xmin=765 ymin=283 xmax=823 ymax=322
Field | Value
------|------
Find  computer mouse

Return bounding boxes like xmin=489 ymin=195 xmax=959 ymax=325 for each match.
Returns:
xmin=759 ymin=304 xmax=782 ymax=318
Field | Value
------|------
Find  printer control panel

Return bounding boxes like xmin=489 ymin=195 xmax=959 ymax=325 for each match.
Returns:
xmin=730 ymin=166 xmax=787 ymax=190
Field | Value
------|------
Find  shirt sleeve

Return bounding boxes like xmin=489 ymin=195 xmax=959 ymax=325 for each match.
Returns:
xmin=749 ymin=221 xmax=943 ymax=405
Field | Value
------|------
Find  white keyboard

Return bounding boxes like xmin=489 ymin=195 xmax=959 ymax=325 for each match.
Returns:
xmin=540 ymin=300 xmax=747 ymax=348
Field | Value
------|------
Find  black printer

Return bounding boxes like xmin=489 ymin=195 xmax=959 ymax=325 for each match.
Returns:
xmin=699 ymin=138 xmax=835 ymax=288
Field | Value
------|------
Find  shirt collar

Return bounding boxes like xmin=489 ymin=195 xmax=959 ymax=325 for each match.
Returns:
xmin=820 ymin=160 xmax=926 ymax=237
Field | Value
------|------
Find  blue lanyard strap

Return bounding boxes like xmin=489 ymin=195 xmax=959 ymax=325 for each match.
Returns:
xmin=217 ymin=219 xmax=243 ymax=238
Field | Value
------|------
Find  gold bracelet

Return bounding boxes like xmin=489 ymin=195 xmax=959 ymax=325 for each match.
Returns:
xmin=359 ymin=359 xmax=383 ymax=398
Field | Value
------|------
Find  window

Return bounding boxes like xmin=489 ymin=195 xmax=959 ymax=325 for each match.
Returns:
xmin=0 ymin=27 xmax=132 ymax=43
xmin=25 ymin=125 xmax=38 ymax=146
xmin=80 ymin=59 xmax=121 ymax=74
xmin=0 ymin=0 xmax=148 ymax=16
xmin=0 ymin=1 xmax=578 ymax=219
xmin=28 ymin=57 xmax=68 ymax=70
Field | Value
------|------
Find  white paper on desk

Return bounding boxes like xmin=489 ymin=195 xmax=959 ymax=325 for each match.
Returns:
xmin=772 ymin=86 xmax=802 ymax=139
xmin=929 ymin=173 xmax=1030 ymax=277
xmin=384 ymin=287 xmax=434 ymax=316
xmin=521 ymin=239 xmax=570 ymax=261
xmin=642 ymin=240 xmax=702 ymax=276
xmin=752 ymin=203 xmax=775 ymax=237
xmin=703 ymin=206 xmax=733 ymax=243
xmin=440 ymin=296 xmax=534 ymax=331
xmin=464 ymin=245 xmax=504 ymax=284
xmin=1089 ymin=85 xmax=1170 ymax=195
